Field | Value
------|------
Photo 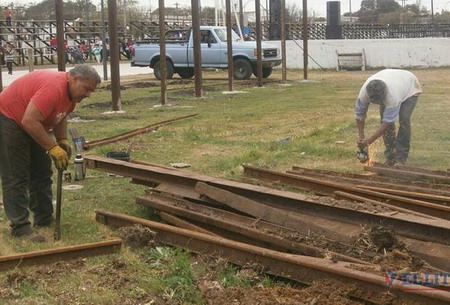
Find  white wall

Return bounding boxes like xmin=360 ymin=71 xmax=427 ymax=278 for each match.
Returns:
xmin=272 ymin=38 xmax=450 ymax=70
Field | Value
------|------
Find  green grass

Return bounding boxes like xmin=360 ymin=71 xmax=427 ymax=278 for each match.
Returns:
xmin=1 ymin=68 xmax=449 ymax=304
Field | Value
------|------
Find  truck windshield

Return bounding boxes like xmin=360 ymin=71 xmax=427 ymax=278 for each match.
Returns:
xmin=214 ymin=28 xmax=241 ymax=42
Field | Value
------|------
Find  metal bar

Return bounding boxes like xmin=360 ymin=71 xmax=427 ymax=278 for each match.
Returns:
xmin=95 ymin=210 xmax=450 ymax=305
xmin=54 ymin=169 xmax=63 ymax=241
xmin=83 ymin=114 xmax=198 ymax=150
xmin=364 ymin=165 xmax=450 ymax=184
xmin=0 ymin=239 xmax=122 ymax=272
xmin=159 ymin=211 xmax=220 ymax=237
xmin=137 ymin=193 xmax=370 ymax=265
xmin=245 ymin=165 xmax=450 ymax=221
xmin=372 ymin=162 xmax=450 ymax=177
xmin=84 ymin=156 xmax=450 ymax=245
xmin=334 ymin=191 xmax=436 ymax=219
xmin=194 ymin=182 xmax=359 ymax=243
xmin=108 ymin=0 xmax=122 ymax=111
xmin=357 ymin=185 xmax=450 ymax=205
xmin=289 ymin=167 xmax=450 ymax=195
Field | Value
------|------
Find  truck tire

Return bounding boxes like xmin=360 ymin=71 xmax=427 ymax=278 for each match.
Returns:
xmin=177 ymin=68 xmax=195 ymax=79
xmin=233 ymin=59 xmax=252 ymax=80
xmin=252 ymin=67 xmax=273 ymax=78
xmin=153 ymin=60 xmax=174 ymax=80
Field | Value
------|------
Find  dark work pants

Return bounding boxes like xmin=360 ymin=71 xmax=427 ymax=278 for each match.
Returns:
xmin=0 ymin=114 xmax=53 ymax=236
xmin=380 ymin=96 xmax=418 ymax=163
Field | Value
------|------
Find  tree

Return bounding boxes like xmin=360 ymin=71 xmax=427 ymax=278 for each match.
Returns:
xmin=285 ymin=3 xmax=302 ymax=23
xmin=357 ymin=0 xmax=401 ymax=23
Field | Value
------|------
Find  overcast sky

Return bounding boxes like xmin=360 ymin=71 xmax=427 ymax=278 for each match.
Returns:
xmin=139 ymin=0 xmax=450 ymax=17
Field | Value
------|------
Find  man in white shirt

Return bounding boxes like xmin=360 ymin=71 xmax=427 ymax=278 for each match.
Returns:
xmin=354 ymin=69 xmax=422 ymax=166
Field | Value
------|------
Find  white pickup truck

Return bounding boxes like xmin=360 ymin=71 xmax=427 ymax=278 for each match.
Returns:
xmin=131 ymin=26 xmax=281 ymax=80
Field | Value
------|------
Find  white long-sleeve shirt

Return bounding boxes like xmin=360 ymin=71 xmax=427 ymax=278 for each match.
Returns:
xmin=354 ymin=69 xmax=422 ymax=123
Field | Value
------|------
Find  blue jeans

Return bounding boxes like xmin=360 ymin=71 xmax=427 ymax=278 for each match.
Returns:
xmin=380 ymin=95 xmax=418 ymax=163
xmin=0 ymin=114 xmax=54 ymax=236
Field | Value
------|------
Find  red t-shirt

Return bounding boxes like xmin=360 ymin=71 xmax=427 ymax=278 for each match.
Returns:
xmin=0 ymin=70 xmax=74 ymax=131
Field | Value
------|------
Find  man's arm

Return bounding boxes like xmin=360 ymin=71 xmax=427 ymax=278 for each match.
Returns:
xmin=358 ymin=122 xmax=391 ymax=147
xmin=21 ymin=103 xmax=57 ymax=151
xmin=356 ymin=118 xmax=365 ymax=140
xmin=53 ymin=117 xmax=67 ymax=141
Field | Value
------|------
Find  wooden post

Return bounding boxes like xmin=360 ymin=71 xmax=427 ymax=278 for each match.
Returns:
xmin=28 ymin=48 xmax=35 ymax=72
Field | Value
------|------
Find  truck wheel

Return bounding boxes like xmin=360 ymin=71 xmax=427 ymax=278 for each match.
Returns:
xmin=153 ymin=60 xmax=174 ymax=80
xmin=177 ymin=68 xmax=195 ymax=79
xmin=233 ymin=59 xmax=252 ymax=80
xmin=252 ymin=67 xmax=273 ymax=78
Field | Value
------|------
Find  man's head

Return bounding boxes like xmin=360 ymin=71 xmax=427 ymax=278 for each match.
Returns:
xmin=67 ymin=65 xmax=101 ymax=103
xmin=366 ymin=79 xmax=387 ymax=104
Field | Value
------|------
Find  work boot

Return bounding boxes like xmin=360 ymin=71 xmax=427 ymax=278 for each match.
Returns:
xmin=12 ymin=230 xmax=46 ymax=243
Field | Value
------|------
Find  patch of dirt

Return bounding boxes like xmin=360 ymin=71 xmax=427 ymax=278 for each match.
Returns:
xmin=199 ymin=279 xmax=380 ymax=305
xmin=104 ymin=84 xmax=129 ymax=91
xmin=116 ymin=224 xmax=157 ymax=249
xmin=80 ymin=100 xmax=137 ymax=109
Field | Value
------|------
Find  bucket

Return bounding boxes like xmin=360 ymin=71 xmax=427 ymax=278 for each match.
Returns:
xmin=106 ymin=151 xmax=131 ymax=162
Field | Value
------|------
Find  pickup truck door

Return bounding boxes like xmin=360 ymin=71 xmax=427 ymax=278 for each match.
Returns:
xmin=188 ymin=30 xmax=221 ymax=67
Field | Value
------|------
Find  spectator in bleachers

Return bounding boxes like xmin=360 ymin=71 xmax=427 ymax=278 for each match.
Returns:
xmin=3 ymin=7 xmax=12 ymax=27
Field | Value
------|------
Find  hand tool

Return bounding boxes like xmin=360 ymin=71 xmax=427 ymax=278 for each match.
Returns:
xmin=54 ymin=169 xmax=63 ymax=241
xmin=356 ymin=146 xmax=369 ymax=163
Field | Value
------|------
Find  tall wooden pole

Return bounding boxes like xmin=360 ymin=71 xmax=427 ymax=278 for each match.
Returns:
xmin=280 ymin=0 xmax=286 ymax=82
xmin=226 ymin=0 xmax=234 ymax=91
xmin=108 ymin=0 xmax=122 ymax=110
xmin=255 ymin=0 xmax=263 ymax=87
xmin=191 ymin=0 xmax=203 ymax=97
xmin=55 ymin=0 xmax=65 ymax=72
xmin=158 ymin=0 xmax=167 ymax=104
xmin=302 ymin=0 xmax=308 ymax=80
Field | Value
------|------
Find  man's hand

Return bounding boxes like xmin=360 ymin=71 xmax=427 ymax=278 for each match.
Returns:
xmin=58 ymin=138 xmax=72 ymax=159
xmin=48 ymin=145 xmax=69 ymax=170
xmin=357 ymin=138 xmax=370 ymax=148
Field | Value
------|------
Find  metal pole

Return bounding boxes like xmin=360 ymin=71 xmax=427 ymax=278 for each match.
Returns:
xmin=280 ymin=0 xmax=286 ymax=82
xmin=191 ymin=0 xmax=203 ymax=97
xmin=225 ymin=0 xmax=234 ymax=91
xmin=108 ymin=0 xmax=122 ymax=111
xmin=159 ymin=0 xmax=167 ymax=105
xmin=55 ymin=0 xmax=66 ymax=71
xmin=302 ymin=0 xmax=308 ymax=80
xmin=255 ymin=0 xmax=263 ymax=87
xmin=101 ymin=0 xmax=108 ymax=80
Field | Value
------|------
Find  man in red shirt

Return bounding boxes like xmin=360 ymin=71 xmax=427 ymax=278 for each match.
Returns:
xmin=0 ymin=65 xmax=100 ymax=241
